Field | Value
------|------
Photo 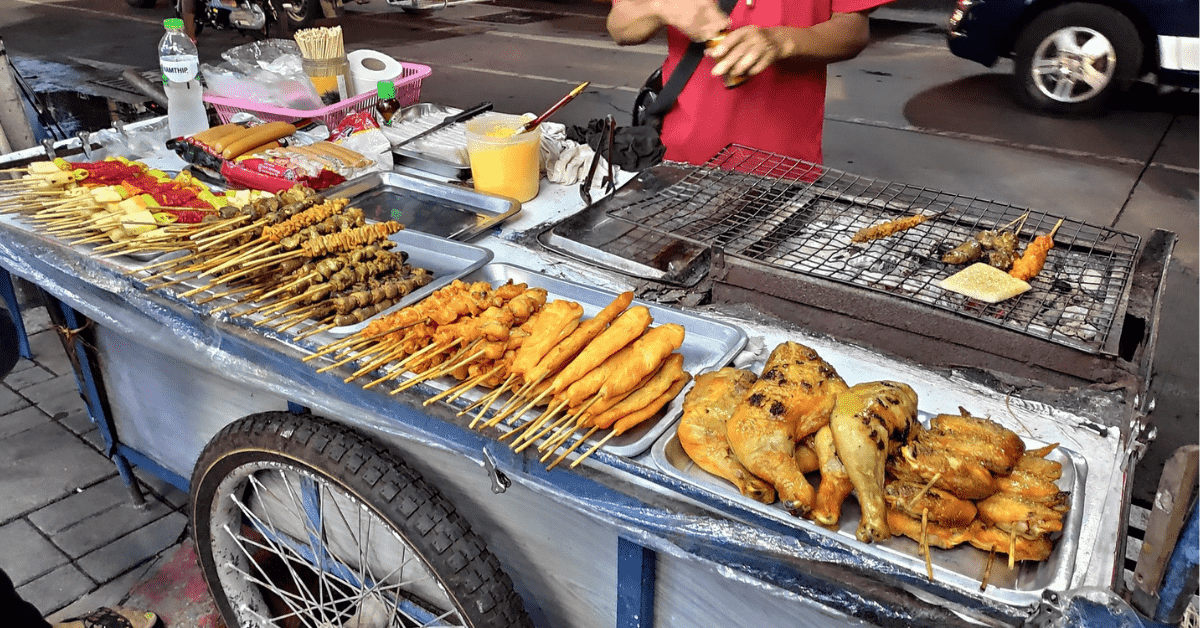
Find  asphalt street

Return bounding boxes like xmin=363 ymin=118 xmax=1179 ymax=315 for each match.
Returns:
xmin=0 ymin=0 xmax=1194 ymax=505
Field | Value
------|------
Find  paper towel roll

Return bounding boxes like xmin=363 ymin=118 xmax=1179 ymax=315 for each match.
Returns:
xmin=347 ymin=50 xmax=406 ymax=97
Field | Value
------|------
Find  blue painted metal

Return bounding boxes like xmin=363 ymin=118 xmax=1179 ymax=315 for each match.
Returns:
xmin=288 ymin=401 xmax=309 ymax=414
xmin=616 ymin=537 xmax=656 ymax=628
xmin=53 ymin=298 xmax=149 ymax=501
xmin=117 ymin=444 xmax=190 ymax=493
xmin=0 ymin=267 xmax=31 ymax=359
xmin=1155 ymin=500 xmax=1199 ymax=623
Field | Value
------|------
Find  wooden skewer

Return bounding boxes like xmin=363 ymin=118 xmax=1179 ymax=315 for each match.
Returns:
xmin=980 ymin=551 xmax=995 ymax=591
xmin=464 ymin=375 xmax=516 ymax=425
xmin=291 ymin=321 xmax=336 ymax=339
xmin=921 ymin=509 xmax=933 ymax=581
xmin=483 ymin=385 xmax=552 ymax=431
xmin=539 ymin=395 xmax=602 ymax=452
xmin=305 ymin=333 xmax=375 ymax=362
xmin=1046 ymin=217 xmax=1065 ymax=239
xmin=545 ymin=426 xmax=600 ymax=471
xmin=510 ymin=402 xmax=570 ymax=451
xmin=198 ymin=242 xmax=281 ymax=278
xmin=570 ymin=431 xmax=619 ymax=468
xmin=425 ymin=364 xmax=502 ymax=407
xmin=1008 ymin=528 xmax=1016 ymax=570
xmin=906 ymin=472 xmax=942 ymax=511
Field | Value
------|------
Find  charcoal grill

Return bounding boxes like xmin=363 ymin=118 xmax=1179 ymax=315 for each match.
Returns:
xmin=538 ymin=145 xmax=1172 ymax=394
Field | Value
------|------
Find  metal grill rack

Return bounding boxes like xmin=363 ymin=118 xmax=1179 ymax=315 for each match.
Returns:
xmin=607 ymin=145 xmax=1142 ymax=355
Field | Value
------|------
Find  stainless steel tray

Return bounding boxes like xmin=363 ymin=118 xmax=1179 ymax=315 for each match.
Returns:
xmin=448 ymin=263 xmax=748 ymax=457
xmin=323 ymin=171 xmax=520 ymax=242
xmin=324 ymin=228 xmax=492 ymax=337
xmin=386 ymin=103 xmax=472 ymax=180
xmin=649 ymin=414 xmax=1087 ymax=607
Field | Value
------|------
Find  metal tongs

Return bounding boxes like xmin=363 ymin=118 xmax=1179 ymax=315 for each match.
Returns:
xmin=580 ymin=115 xmax=616 ymax=206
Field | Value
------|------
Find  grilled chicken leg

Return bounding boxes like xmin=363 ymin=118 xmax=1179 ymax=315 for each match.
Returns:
xmin=829 ymin=381 xmax=919 ymax=542
xmin=727 ymin=342 xmax=848 ymax=517
xmin=811 ymin=425 xmax=854 ymax=527
xmin=677 ymin=368 xmax=776 ymax=504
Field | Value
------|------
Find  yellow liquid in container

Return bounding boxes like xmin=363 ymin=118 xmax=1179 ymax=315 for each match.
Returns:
xmin=465 ymin=114 xmax=541 ymax=203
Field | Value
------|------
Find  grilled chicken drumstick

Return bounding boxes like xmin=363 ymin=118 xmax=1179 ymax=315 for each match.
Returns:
xmin=726 ymin=342 xmax=848 ymax=518
xmin=829 ymin=380 xmax=919 ymax=542
xmin=678 ymin=368 xmax=775 ymax=504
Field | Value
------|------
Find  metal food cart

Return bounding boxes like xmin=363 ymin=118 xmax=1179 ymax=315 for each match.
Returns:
xmin=0 ymin=120 xmax=1187 ymax=628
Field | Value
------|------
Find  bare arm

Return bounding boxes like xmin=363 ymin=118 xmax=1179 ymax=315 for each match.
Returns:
xmin=708 ymin=11 xmax=873 ymax=78
xmin=606 ymin=0 xmax=730 ymax=45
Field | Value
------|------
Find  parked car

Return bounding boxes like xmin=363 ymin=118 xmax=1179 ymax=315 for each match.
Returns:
xmin=947 ymin=0 xmax=1198 ymax=115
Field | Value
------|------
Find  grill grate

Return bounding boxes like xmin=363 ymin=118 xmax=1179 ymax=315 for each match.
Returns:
xmin=607 ymin=145 xmax=1141 ymax=355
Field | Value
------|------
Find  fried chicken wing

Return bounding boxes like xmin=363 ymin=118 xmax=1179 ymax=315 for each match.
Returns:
xmin=884 ymin=480 xmax=977 ymax=528
xmin=889 ymin=440 xmax=999 ymax=501
xmin=976 ymin=492 xmax=1066 ymax=539
xmin=727 ymin=342 xmax=848 ymax=517
xmin=886 ymin=510 xmax=973 ymax=550
xmin=829 ymin=381 xmax=919 ymax=542
xmin=927 ymin=409 xmax=1025 ymax=475
xmin=968 ymin=522 xmax=1053 ymax=562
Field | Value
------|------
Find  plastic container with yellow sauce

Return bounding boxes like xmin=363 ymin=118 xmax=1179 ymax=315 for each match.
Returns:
xmin=464 ymin=113 xmax=542 ymax=203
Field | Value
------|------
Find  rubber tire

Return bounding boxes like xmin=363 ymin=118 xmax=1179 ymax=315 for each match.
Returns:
xmin=401 ymin=6 xmax=437 ymax=17
xmin=190 ymin=411 xmax=532 ymax=628
xmin=1010 ymin=3 xmax=1143 ymax=116
xmin=126 ymin=0 xmax=157 ymax=7
xmin=0 ymin=308 xmax=19 ymax=380
xmin=282 ymin=0 xmax=318 ymax=31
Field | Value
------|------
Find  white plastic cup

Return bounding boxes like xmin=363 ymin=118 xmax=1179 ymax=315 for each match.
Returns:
xmin=464 ymin=113 xmax=541 ymax=203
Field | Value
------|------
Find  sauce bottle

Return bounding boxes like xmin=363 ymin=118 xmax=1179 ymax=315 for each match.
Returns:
xmin=375 ymin=80 xmax=401 ymax=125
xmin=706 ymin=31 xmax=749 ymax=89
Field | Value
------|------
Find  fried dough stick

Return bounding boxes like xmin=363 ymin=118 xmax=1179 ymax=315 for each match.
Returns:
xmin=562 ymin=324 xmax=685 ymax=409
xmin=476 ymin=300 xmax=584 ymax=426
xmin=526 ymin=292 xmax=635 ymax=391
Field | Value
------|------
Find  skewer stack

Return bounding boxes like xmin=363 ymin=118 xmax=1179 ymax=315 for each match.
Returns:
xmin=133 ymin=186 xmax=432 ymax=336
xmin=294 ymin=27 xmax=351 ymax=103
xmin=307 ymin=281 xmax=692 ymax=469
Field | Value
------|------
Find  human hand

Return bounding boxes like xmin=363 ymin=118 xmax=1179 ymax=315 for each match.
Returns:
xmin=706 ymin=25 xmax=784 ymax=78
xmin=653 ymin=0 xmax=731 ymax=42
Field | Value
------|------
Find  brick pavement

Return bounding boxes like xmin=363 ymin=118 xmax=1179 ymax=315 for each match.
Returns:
xmin=0 ymin=303 xmax=213 ymax=625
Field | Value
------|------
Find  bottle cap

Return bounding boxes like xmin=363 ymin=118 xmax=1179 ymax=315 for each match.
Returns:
xmin=164 ymin=18 xmax=184 ymax=29
xmin=376 ymin=81 xmax=396 ymax=100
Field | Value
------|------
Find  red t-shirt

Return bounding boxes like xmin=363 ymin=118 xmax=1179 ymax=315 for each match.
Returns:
xmin=659 ymin=0 xmax=886 ymax=166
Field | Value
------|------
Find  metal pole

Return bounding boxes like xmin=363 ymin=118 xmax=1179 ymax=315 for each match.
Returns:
xmin=0 ymin=37 xmax=36 ymax=150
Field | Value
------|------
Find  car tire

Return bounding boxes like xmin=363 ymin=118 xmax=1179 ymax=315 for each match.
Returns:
xmin=126 ymin=0 xmax=157 ymax=7
xmin=191 ymin=411 xmax=533 ymax=628
xmin=1010 ymin=3 xmax=1143 ymax=116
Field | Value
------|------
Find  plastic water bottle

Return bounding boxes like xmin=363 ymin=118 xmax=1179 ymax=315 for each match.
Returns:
xmin=159 ymin=18 xmax=208 ymax=138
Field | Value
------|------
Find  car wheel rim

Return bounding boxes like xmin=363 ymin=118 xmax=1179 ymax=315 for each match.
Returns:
xmin=1030 ymin=26 xmax=1116 ymax=104
xmin=209 ymin=460 xmax=469 ymax=628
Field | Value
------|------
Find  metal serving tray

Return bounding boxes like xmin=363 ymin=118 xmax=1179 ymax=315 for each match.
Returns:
xmin=323 ymin=229 xmax=492 ymax=337
xmin=386 ymin=103 xmax=472 ymax=180
xmin=449 ymin=263 xmax=748 ymax=458
xmin=649 ymin=416 xmax=1087 ymax=607
xmin=323 ymin=171 xmax=519 ymax=242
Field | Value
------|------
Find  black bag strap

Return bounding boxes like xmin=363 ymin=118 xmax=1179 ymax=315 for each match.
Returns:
xmin=644 ymin=0 xmax=740 ymax=117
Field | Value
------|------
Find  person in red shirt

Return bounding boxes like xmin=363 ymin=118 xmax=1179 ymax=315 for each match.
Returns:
xmin=607 ymin=0 xmax=887 ymax=165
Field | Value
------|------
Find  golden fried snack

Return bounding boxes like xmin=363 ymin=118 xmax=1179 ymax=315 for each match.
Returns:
xmin=611 ymin=373 xmax=691 ymax=435
xmin=678 ymin=368 xmax=775 ymax=504
xmin=830 ymin=381 xmax=919 ymax=542
xmin=529 ymin=292 xmax=634 ymax=388
xmin=927 ymin=409 xmax=1025 ymax=475
xmin=549 ymin=304 xmax=650 ymax=394
xmin=976 ymin=492 xmax=1067 ymax=539
xmin=509 ymin=300 xmax=585 ymax=379
xmin=589 ymin=353 xmax=686 ymax=429
xmin=890 ymin=440 xmax=999 ymax=501
xmin=599 ymin=323 xmax=684 ymax=400
xmin=727 ymin=342 xmax=848 ymax=518
xmin=795 ymin=442 xmax=820 ymax=474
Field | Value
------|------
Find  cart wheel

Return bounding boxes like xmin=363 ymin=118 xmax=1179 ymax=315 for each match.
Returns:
xmin=191 ymin=412 xmax=532 ymax=628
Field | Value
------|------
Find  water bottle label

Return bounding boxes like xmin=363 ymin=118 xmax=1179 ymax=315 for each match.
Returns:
xmin=161 ymin=56 xmax=198 ymax=83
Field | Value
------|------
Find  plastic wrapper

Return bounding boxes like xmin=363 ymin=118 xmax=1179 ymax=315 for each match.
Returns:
xmin=203 ymin=40 xmax=321 ymax=110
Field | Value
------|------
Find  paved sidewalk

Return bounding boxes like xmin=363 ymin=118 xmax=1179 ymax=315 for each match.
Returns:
xmin=0 ymin=301 xmax=215 ymax=625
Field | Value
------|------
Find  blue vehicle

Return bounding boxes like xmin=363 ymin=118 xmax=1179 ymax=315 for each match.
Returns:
xmin=947 ymin=0 xmax=1199 ymax=115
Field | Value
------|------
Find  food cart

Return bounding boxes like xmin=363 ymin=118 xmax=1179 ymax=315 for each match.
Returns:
xmin=0 ymin=115 xmax=1187 ymax=628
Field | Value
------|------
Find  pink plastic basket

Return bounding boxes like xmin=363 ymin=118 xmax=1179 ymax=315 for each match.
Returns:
xmin=203 ymin=62 xmax=432 ymax=127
